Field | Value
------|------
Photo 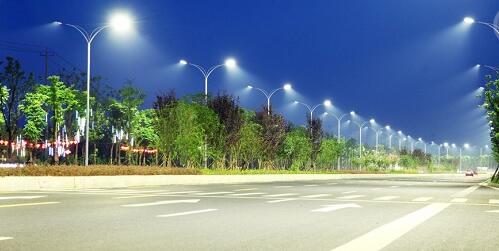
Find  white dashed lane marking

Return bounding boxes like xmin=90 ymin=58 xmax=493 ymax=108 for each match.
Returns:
xmin=331 ymin=203 xmax=450 ymax=251
xmin=267 ymin=198 xmax=297 ymax=203
xmin=389 ymin=186 xmax=399 ymax=188
xmin=265 ymin=193 xmax=298 ymax=197
xmin=195 ymin=192 xmax=234 ymax=195
xmin=158 ymin=191 xmax=201 ymax=195
xmin=0 ymin=237 xmax=13 ymax=241
xmin=0 ymin=201 xmax=60 ymax=208
xmin=489 ymin=199 xmax=499 ymax=204
xmin=312 ymin=203 xmax=361 ymax=213
xmin=157 ymin=209 xmax=218 ymax=218
xmin=230 ymin=192 xmax=265 ymax=196
xmin=452 ymin=185 xmax=480 ymax=197
xmin=336 ymin=195 xmax=366 ymax=199
xmin=374 ymin=196 xmax=399 ymax=201
xmin=342 ymin=191 xmax=357 ymax=194
xmin=0 ymin=196 xmax=47 ymax=200
xmin=274 ymin=186 xmax=294 ymax=188
xmin=450 ymin=198 xmax=468 ymax=203
xmin=114 ymin=195 xmax=160 ymax=199
xmin=234 ymin=188 xmax=258 ymax=191
xmin=302 ymin=194 xmax=331 ymax=198
xmin=412 ymin=197 xmax=432 ymax=202
xmin=121 ymin=199 xmax=200 ymax=208
xmin=304 ymin=184 xmax=319 ymax=187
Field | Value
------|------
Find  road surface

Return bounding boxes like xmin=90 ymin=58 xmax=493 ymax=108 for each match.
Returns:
xmin=1 ymin=174 xmax=498 ymax=250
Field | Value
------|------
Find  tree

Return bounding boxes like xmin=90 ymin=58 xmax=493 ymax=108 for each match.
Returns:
xmin=256 ymin=107 xmax=287 ymax=169
xmin=19 ymin=92 xmax=46 ymax=162
xmin=283 ymin=127 xmax=312 ymax=170
xmin=208 ymin=93 xmax=243 ymax=169
xmin=316 ymin=138 xmax=345 ymax=170
xmin=237 ymin=110 xmax=263 ymax=169
xmin=36 ymin=76 xmax=79 ymax=164
xmin=131 ymin=109 xmax=158 ymax=165
xmin=482 ymin=75 xmax=499 ymax=181
xmin=174 ymin=101 xmax=204 ymax=168
xmin=0 ymin=85 xmax=8 ymax=138
xmin=153 ymin=90 xmax=178 ymax=167
xmin=0 ymin=57 xmax=35 ymax=158
xmin=307 ymin=116 xmax=323 ymax=169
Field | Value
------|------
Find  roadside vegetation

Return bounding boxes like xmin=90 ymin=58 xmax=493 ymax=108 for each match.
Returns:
xmin=482 ymin=75 xmax=499 ymax=183
xmin=0 ymin=56 xmax=496 ymax=175
xmin=0 ymin=165 xmax=200 ymax=176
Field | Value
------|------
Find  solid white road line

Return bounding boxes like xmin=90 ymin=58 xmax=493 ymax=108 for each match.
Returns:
xmin=0 ymin=196 xmax=47 ymax=200
xmin=486 ymin=209 xmax=499 ymax=213
xmin=265 ymin=193 xmax=298 ymax=197
xmin=230 ymin=192 xmax=265 ymax=196
xmin=267 ymin=198 xmax=297 ymax=203
xmin=158 ymin=191 xmax=201 ymax=195
xmin=274 ymin=185 xmax=294 ymax=188
xmin=302 ymin=194 xmax=331 ymax=198
xmin=342 ymin=191 xmax=357 ymax=194
xmin=157 ymin=209 xmax=218 ymax=218
xmin=0 ymin=237 xmax=13 ymax=241
xmin=331 ymin=203 xmax=450 ymax=251
xmin=412 ymin=197 xmax=432 ymax=202
xmin=327 ymin=182 xmax=338 ymax=185
xmin=489 ymin=199 xmax=499 ymax=204
xmin=452 ymin=185 xmax=480 ymax=197
xmin=312 ymin=203 xmax=361 ymax=212
xmin=0 ymin=201 xmax=60 ymax=208
xmin=450 ymin=198 xmax=468 ymax=203
xmin=337 ymin=195 xmax=365 ymax=199
xmin=195 ymin=192 xmax=234 ymax=195
xmin=121 ymin=199 xmax=200 ymax=207
xmin=234 ymin=188 xmax=258 ymax=191
xmin=304 ymin=184 xmax=319 ymax=187
xmin=374 ymin=196 xmax=399 ymax=201
xmin=370 ymin=188 xmax=382 ymax=191
xmin=114 ymin=195 xmax=160 ymax=199
xmin=389 ymin=186 xmax=399 ymax=188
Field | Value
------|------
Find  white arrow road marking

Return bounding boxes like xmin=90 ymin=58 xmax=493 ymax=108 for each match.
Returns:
xmin=489 ymin=199 xmax=499 ymax=204
xmin=331 ymin=203 xmax=450 ymax=251
xmin=157 ymin=209 xmax=218 ymax=218
xmin=0 ymin=237 xmax=13 ymax=241
xmin=121 ymin=199 xmax=200 ymax=207
xmin=336 ymin=195 xmax=365 ymax=199
xmin=412 ymin=197 xmax=432 ymax=202
xmin=195 ymin=192 xmax=234 ymax=195
xmin=267 ymin=198 xmax=297 ymax=203
xmin=0 ymin=202 xmax=60 ymax=208
xmin=486 ymin=210 xmax=499 ymax=213
xmin=265 ymin=193 xmax=298 ymax=197
xmin=312 ymin=203 xmax=361 ymax=212
xmin=0 ymin=196 xmax=47 ymax=200
xmin=450 ymin=198 xmax=468 ymax=203
xmin=302 ymin=194 xmax=331 ymax=198
xmin=374 ymin=196 xmax=399 ymax=201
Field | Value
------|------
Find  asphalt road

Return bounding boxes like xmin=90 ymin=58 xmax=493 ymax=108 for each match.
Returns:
xmin=1 ymin=174 xmax=498 ymax=251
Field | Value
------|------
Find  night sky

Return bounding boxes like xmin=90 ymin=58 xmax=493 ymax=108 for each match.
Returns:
xmin=1 ymin=0 xmax=498 ymax=152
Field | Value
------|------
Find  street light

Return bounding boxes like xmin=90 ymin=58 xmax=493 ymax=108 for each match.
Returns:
xmin=478 ymin=64 xmax=499 ymax=73
xmin=463 ymin=16 xmax=499 ymax=34
xmin=323 ymin=111 xmax=352 ymax=142
xmin=385 ymin=125 xmax=393 ymax=150
xmin=179 ymin=57 xmax=237 ymax=169
xmin=369 ymin=125 xmax=383 ymax=152
xmin=293 ymin=99 xmax=332 ymax=124
xmin=415 ymin=137 xmax=427 ymax=154
xmin=459 ymin=143 xmax=470 ymax=172
xmin=443 ymin=142 xmax=449 ymax=158
xmin=247 ymin=83 xmax=292 ymax=115
xmin=396 ymin=130 xmax=404 ymax=151
xmin=54 ymin=11 xmax=134 ymax=166
xmin=179 ymin=58 xmax=237 ymax=103
xmin=348 ymin=119 xmax=369 ymax=159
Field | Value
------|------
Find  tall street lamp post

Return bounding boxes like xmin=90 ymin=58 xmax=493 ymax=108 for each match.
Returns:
xmin=349 ymin=120 xmax=370 ymax=158
xmin=324 ymin=111 xmax=354 ymax=169
xmin=463 ymin=17 xmax=499 ymax=35
xmin=54 ymin=12 xmax=134 ymax=166
xmin=247 ymin=83 xmax=292 ymax=115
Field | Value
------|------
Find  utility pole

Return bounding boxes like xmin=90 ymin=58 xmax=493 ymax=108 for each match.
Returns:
xmin=40 ymin=47 xmax=55 ymax=84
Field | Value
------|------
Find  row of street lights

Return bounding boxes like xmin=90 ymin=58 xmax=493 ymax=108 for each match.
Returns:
xmin=51 ymin=11 xmax=494 ymax=167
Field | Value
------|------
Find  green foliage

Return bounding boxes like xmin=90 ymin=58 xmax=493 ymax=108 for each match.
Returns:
xmin=19 ymin=92 xmax=46 ymax=142
xmin=482 ymin=76 xmax=499 ymax=162
xmin=237 ymin=110 xmax=263 ymax=169
xmin=284 ymin=127 xmax=312 ymax=170
xmin=316 ymin=138 xmax=345 ymax=169
xmin=131 ymin=109 xmax=157 ymax=147
xmin=173 ymin=101 xmax=205 ymax=167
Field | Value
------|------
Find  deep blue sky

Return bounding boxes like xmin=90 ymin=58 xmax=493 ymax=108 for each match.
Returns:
xmin=1 ymin=0 xmax=498 ymax=152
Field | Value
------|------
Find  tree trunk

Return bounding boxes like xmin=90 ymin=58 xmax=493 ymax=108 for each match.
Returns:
xmin=74 ymin=143 xmax=79 ymax=165
xmin=53 ymin=124 xmax=59 ymax=165
xmin=110 ymin=143 xmax=114 ymax=165
xmin=93 ymin=143 xmax=97 ymax=165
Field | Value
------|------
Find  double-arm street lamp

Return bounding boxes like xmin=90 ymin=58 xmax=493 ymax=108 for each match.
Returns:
xmin=247 ymin=83 xmax=292 ymax=115
xmin=477 ymin=64 xmax=499 ymax=73
xmin=179 ymin=58 xmax=237 ymax=102
xmin=348 ymin=119 xmax=370 ymax=158
xmin=324 ymin=111 xmax=354 ymax=142
xmin=415 ymin=138 xmax=427 ymax=154
xmin=54 ymin=12 xmax=134 ymax=166
xmin=458 ymin=143 xmax=470 ymax=172
xmin=368 ymin=119 xmax=383 ymax=152
xmin=396 ymin=131 xmax=405 ymax=151
xmin=179 ymin=58 xmax=237 ymax=169
xmin=294 ymin=100 xmax=332 ymax=124
xmin=463 ymin=17 xmax=499 ymax=35
xmin=385 ymin=125 xmax=393 ymax=150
